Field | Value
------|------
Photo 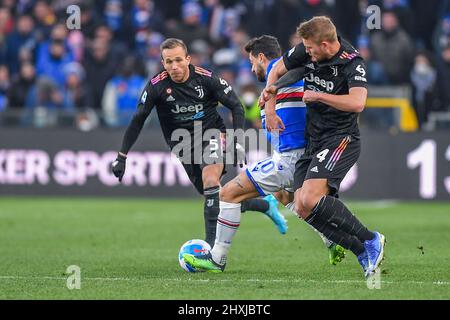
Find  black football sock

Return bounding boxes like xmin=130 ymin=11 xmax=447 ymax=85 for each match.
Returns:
xmin=307 ymin=196 xmax=375 ymax=243
xmin=203 ymin=186 xmax=220 ymax=247
xmin=304 ymin=213 xmax=365 ymax=256
xmin=241 ymin=198 xmax=269 ymax=213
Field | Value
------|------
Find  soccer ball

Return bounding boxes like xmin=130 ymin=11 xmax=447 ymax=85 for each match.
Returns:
xmin=178 ymin=239 xmax=211 ymax=272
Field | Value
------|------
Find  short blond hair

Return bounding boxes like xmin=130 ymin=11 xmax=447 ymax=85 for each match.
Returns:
xmin=296 ymin=16 xmax=338 ymax=44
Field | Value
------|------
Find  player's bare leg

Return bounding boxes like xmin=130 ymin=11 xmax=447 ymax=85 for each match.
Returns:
xmin=201 ymin=163 xmax=285 ymax=246
xmin=223 ymin=172 xmax=288 ymax=232
xmin=202 ymin=171 xmax=270 ymax=268
xmin=273 ymin=190 xmax=292 ymax=206
xmin=184 ymin=171 xmax=261 ymax=271
xmin=220 ymin=172 xmax=261 ymax=203
xmin=295 ymin=179 xmax=329 ymax=218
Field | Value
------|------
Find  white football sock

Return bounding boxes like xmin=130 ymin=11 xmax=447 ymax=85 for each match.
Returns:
xmin=211 ymin=201 xmax=241 ymax=266
xmin=285 ymin=201 xmax=333 ymax=248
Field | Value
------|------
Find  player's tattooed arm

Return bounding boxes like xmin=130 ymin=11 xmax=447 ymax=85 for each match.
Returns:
xmin=233 ymin=176 xmax=245 ymax=189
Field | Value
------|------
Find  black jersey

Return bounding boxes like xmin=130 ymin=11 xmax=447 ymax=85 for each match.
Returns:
xmin=283 ymin=37 xmax=368 ymax=143
xmin=120 ymin=64 xmax=245 ymax=153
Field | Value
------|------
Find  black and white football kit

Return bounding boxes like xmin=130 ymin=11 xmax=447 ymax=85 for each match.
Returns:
xmin=272 ymin=38 xmax=385 ymax=268
xmin=119 ymin=64 xmax=245 ymax=194
xmin=282 ymin=37 xmax=368 ymax=195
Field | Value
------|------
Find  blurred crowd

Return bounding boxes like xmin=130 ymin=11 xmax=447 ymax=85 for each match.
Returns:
xmin=0 ymin=0 xmax=449 ymax=130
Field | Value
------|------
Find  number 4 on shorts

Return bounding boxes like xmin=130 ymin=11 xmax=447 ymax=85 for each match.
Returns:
xmin=316 ymin=149 xmax=329 ymax=163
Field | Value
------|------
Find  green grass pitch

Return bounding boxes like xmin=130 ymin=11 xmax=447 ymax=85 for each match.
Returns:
xmin=0 ymin=197 xmax=449 ymax=299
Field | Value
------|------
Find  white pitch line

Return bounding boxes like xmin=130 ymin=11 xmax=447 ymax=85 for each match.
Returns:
xmin=0 ymin=276 xmax=449 ymax=286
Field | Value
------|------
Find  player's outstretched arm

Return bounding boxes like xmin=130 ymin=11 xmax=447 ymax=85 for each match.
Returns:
xmin=111 ymin=105 xmax=152 ymax=182
xmin=119 ymin=104 xmax=152 ymax=155
xmin=112 ymin=85 xmax=154 ymax=182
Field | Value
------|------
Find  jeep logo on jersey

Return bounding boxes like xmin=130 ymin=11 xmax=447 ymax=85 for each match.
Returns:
xmin=305 ymin=73 xmax=335 ymax=92
xmin=171 ymin=104 xmax=204 ymax=114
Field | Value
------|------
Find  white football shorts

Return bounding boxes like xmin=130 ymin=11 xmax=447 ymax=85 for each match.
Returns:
xmin=245 ymin=148 xmax=305 ymax=196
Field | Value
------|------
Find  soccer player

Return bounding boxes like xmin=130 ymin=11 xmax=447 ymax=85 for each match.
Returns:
xmin=183 ymin=35 xmax=345 ymax=272
xmin=261 ymin=17 xmax=386 ymax=277
xmin=111 ymin=38 xmax=287 ymax=247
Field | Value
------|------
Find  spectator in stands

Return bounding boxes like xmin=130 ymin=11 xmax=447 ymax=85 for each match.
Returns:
xmin=434 ymin=14 xmax=450 ymax=54
xmin=131 ymin=0 xmax=164 ymax=53
xmin=66 ymin=30 xmax=85 ymax=62
xmin=240 ymin=84 xmax=262 ymax=129
xmin=210 ymin=5 xmax=241 ymax=47
xmin=331 ymin=0 xmax=361 ymax=45
xmin=94 ymin=24 xmax=127 ymax=62
xmin=83 ymin=38 xmax=120 ymax=110
xmin=371 ymin=10 xmax=414 ymax=84
xmin=62 ymin=62 xmax=89 ymax=110
xmin=203 ymin=0 xmax=225 ymax=44
xmin=212 ymin=28 xmax=252 ymax=86
xmin=381 ymin=0 xmax=414 ymax=36
xmin=357 ymin=36 xmax=388 ymax=85
xmin=23 ymin=77 xmax=75 ymax=128
xmin=4 ymin=14 xmax=36 ymax=76
xmin=79 ymin=1 xmax=101 ymax=39
xmin=240 ymin=0 xmax=276 ymax=36
xmin=0 ymin=6 xmax=14 ymax=37
xmin=103 ymin=0 xmax=125 ymax=33
xmin=436 ymin=44 xmax=450 ymax=111
xmin=0 ymin=1 xmax=448 ymax=132
xmin=410 ymin=51 xmax=438 ymax=127
xmin=142 ymin=31 xmax=164 ymax=76
xmin=0 ymin=64 xmax=10 ymax=111
xmin=189 ymin=39 xmax=213 ymax=70
xmin=8 ymin=61 xmax=36 ymax=109
xmin=1 ymin=0 xmax=18 ymax=13
xmin=230 ymin=28 xmax=253 ymax=87
xmin=410 ymin=0 xmax=442 ymax=51
xmin=166 ymin=1 xmax=210 ymax=48
xmin=102 ymin=55 xmax=146 ymax=127
xmin=102 ymin=0 xmax=133 ymax=45
xmin=32 ymin=0 xmax=57 ymax=42
xmin=36 ymin=24 xmax=74 ymax=90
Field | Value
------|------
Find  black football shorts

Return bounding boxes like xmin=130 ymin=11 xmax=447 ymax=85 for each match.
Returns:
xmin=180 ymin=137 xmax=226 ymax=194
xmin=293 ymin=135 xmax=360 ymax=196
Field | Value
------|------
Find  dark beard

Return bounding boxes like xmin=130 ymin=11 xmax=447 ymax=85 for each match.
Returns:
xmin=257 ymin=74 xmax=266 ymax=82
